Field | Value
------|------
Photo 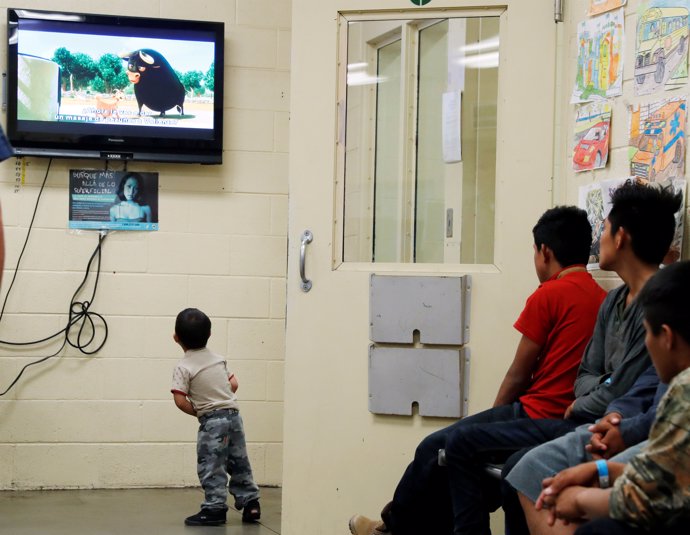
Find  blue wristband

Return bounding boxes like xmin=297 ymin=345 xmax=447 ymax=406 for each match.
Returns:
xmin=595 ymin=459 xmax=609 ymax=489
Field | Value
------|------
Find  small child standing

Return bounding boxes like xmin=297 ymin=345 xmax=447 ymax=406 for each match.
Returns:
xmin=171 ymin=308 xmax=261 ymax=526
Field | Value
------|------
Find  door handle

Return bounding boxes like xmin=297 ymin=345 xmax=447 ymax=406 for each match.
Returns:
xmin=300 ymin=230 xmax=313 ymax=292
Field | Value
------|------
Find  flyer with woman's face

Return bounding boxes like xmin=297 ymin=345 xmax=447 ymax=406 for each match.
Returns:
xmin=68 ymin=170 xmax=159 ymax=231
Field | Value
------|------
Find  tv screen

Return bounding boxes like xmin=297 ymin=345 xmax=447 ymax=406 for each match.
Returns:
xmin=7 ymin=8 xmax=224 ymax=164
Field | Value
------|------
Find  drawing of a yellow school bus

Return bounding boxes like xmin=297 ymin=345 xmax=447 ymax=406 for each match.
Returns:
xmin=635 ymin=7 xmax=689 ymax=85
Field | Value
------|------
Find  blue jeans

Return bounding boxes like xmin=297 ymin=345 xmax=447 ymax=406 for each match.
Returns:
xmin=386 ymin=403 xmax=529 ymax=535
xmin=196 ymin=408 xmax=259 ymax=511
xmin=445 ymin=415 xmax=579 ymax=535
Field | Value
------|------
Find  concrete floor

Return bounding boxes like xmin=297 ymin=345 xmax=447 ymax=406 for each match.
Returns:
xmin=0 ymin=486 xmax=281 ymax=535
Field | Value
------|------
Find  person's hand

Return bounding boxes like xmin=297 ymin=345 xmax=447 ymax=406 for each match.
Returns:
xmin=563 ymin=400 xmax=576 ymax=419
xmin=586 ymin=412 xmax=626 ymax=460
xmin=548 ymin=486 xmax=587 ymax=526
xmin=536 ymin=462 xmax=598 ymax=511
xmin=593 ymin=411 xmax=622 ymax=428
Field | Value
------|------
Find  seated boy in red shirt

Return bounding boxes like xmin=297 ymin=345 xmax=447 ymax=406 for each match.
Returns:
xmin=350 ymin=205 xmax=607 ymax=535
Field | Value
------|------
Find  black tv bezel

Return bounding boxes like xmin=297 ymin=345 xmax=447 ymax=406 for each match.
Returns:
xmin=6 ymin=8 xmax=225 ymax=165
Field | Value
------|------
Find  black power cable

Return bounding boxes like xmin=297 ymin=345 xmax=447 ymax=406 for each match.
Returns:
xmin=0 ymin=159 xmax=109 ymax=396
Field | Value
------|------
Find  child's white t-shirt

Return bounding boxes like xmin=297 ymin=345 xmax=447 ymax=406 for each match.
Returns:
xmin=171 ymin=347 xmax=239 ymax=417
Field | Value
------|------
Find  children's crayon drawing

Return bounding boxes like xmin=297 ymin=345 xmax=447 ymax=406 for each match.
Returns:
xmin=628 ymin=96 xmax=686 ymax=182
xmin=572 ymin=8 xmax=624 ymax=103
xmin=589 ymin=0 xmax=627 ymax=17
xmin=634 ymin=1 xmax=689 ymax=95
xmin=573 ymin=102 xmax=612 ymax=172
xmin=666 ymin=178 xmax=687 ymax=264
xmin=579 ymin=177 xmax=628 ymax=269
xmin=579 ymin=182 xmax=606 ymax=269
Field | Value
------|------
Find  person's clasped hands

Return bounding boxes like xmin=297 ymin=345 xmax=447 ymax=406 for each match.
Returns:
xmin=535 ymin=462 xmax=599 ymax=526
xmin=585 ymin=412 xmax=626 ymax=459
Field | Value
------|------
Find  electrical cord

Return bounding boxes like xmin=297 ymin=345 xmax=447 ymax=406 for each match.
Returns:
xmin=0 ymin=159 xmax=109 ymax=396
xmin=0 ymin=158 xmax=52 ymax=323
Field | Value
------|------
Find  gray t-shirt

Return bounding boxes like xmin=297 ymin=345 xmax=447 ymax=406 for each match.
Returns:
xmin=571 ymin=284 xmax=650 ymax=422
xmin=171 ymin=347 xmax=239 ymax=417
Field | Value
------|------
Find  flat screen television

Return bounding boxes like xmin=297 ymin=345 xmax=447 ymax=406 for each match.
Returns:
xmin=6 ymin=8 xmax=224 ymax=164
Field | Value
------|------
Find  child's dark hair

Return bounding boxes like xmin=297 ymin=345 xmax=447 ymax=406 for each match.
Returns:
xmin=175 ymin=308 xmax=211 ymax=349
xmin=608 ymin=181 xmax=682 ymax=265
xmin=638 ymin=261 xmax=690 ymax=344
xmin=532 ymin=206 xmax=592 ymax=267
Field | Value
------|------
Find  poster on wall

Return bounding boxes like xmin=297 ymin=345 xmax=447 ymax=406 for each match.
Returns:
xmin=589 ymin=0 xmax=627 ymax=17
xmin=571 ymin=8 xmax=624 ymax=103
xmin=573 ymin=101 xmax=612 ymax=172
xmin=442 ymin=91 xmax=462 ymax=163
xmin=69 ymin=170 xmax=159 ymax=231
xmin=628 ymin=96 xmax=686 ymax=182
xmin=634 ymin=1 xmax=689 ymax=96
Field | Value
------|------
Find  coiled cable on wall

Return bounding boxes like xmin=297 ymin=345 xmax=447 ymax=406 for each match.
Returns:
xmin=0 ymin=159 xmax=109 ymax=396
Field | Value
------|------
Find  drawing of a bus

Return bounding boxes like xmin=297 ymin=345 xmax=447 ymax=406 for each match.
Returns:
xmin=631 ymin=100 xmax=686 ymax=181
xmin=635 ymin=7 xmax=689 ymax=85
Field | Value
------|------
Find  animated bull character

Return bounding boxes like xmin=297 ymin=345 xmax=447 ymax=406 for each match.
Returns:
xmin=119 ymin=49 xmax=185 ymax=117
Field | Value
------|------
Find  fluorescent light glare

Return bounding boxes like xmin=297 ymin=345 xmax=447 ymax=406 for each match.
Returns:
xmin=460 ymin=36 xmax=499 ymax=54
xmin=457 ymin=51 xmax=499 ymax=69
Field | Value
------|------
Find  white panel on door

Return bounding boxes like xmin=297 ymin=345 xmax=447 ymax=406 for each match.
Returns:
xmin=370 ymin=274 xmax=471 ymax=344
xmin=369 ymin=346 xmax=469 ymax=417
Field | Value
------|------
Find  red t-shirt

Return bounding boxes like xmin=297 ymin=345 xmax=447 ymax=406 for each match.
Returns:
xmin=514 ymin=267 xmax=607 ymax=419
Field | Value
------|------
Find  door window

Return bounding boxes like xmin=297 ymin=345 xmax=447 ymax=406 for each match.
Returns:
xmin=342 ymin=15 xmax=499 ymax=264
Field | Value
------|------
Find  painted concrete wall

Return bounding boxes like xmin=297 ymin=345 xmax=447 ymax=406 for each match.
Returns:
xmin=0 ymin=0 xmax=290 ymax=489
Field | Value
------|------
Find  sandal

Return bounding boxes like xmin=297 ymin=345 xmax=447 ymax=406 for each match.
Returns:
xmin=242 ymin=499 xmax=261 ymax=523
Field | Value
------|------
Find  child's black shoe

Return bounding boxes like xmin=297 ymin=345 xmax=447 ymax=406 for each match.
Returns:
xmin=184 ymin=508 xmax=227 ymax=526
xmin=241 ymin=499 xmax=261 ymax=522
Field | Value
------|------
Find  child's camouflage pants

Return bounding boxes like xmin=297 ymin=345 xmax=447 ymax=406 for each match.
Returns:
xmin=197 ymin=408 xmax=260 ymax=511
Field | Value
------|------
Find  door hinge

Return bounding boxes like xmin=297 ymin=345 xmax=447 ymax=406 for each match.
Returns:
xmin=555 ymin=0 xmax=564 ymax=23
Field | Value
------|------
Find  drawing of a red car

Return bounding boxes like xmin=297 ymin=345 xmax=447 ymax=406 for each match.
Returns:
xmin=573 ymin=122 xmax=609 ymax=171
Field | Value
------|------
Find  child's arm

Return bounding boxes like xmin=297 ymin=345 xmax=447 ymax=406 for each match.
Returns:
xmin=537 ymin=461 xmax=626 ymax=512
xmin=173 ymin=392 xmax=197 ymax=416
xmin=229 ymin=373 xmax=239 ymax=393
xmin=547 ymin=486 xmax=611 ymax=526
xmin=493 ymin=334 xmax=542 ymax=406
xmin=572 ymin=487 xmax=613 ymax=520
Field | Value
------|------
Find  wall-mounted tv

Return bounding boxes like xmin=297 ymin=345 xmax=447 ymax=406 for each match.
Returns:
xmin=7 ymin=8 xmax=224 ymax=164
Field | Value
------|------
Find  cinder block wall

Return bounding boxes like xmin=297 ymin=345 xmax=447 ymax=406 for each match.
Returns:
xmin=0 ymin=0 xmax=289 ymax=489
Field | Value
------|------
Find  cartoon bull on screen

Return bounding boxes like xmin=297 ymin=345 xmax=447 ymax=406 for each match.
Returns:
xmin=119 ymin=49 xmax=185 ymax=117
